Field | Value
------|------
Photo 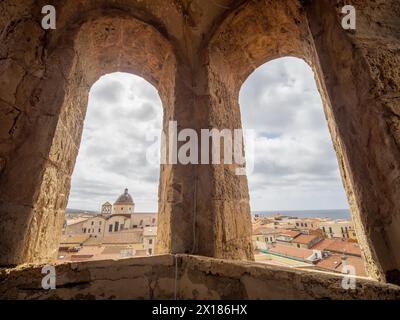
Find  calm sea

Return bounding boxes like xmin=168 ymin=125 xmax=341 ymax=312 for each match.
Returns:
xmin=252 ymin=209 xmax=351 ymax=220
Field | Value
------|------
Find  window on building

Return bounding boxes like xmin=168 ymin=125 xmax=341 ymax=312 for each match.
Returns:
xmin=98 ymin=228 xmax=101 ymax=233
xmin=149 ymin=239 xmax=153 ymax=245
xmin=83 ymin=228 xmax=86 ymax=233
xmin=114 ymin=221 xmax=119 ymax=232
xmin=109 ymin=224 xmax=113 ymax=232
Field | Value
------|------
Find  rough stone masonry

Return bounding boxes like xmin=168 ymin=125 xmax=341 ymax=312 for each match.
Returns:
xmin=0 ymin=0 xmax=399 ymax=297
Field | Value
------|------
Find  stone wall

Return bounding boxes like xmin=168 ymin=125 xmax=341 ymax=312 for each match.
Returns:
xmin=207 ymin=0 xmax=400 ymax=284
xmin=1 ymin=255 xmax=399 ymax=300
xmin=0 ymin=0 xmax=399 ymax=288
xmin=304 ymin=0 xmax=400 ymax=284
xmin=0 ymin=0 xmax=255 ymax=266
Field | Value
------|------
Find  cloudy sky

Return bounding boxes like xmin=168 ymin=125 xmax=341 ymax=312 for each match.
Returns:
xmin=67 ymin=72 xmax=163 ymax=212
xmin=67 ymin=57 xmax=349 ymax=212
xmin=240 ymin=57 xmax=348 ymax=211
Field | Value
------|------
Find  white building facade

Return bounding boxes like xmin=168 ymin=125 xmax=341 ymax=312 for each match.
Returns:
xmin=64 ymin=188 xmax=157 ymax=241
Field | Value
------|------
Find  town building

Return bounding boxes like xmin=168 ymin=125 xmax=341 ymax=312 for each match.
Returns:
xmin=60 ymin=188 xmax=158 ymax=261
xmin=319 ymin=220 xmax=356 ymax=239
xmin=293 ymin=218 xmax=321 ymax=233
xmin=291 ymin=234 xmax=323 ymax=249
xmin=252 ymin=227 xmax=279 ymax=250
xmin=101 ymin=202 xmax=112 ymax=215
xmin=143 ymin=227 xmax=157 ymax=255
xmin=311 ymin=238 xmax=362 ymax=257
xmin=275 ymin=230 xmax=301 ymax=246
xmin=112 ymin=188 xmax=135 ymax=214
xmin=252 ymin=214 xmax=366 ymax=277
xmin=269 ymin=214 xmax=298 ymax=229
xmin=265 ymin=244 xmax=321 ymax=264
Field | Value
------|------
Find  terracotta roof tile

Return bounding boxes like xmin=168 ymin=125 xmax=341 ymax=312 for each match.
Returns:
xmin=268 ymin=244 xmax=314 ymax=261
xmin=316 ymin=254 xmax=367 ymax=277
xmin=83 ymin=230 xmax=143 ymax=245
xmin=277 ymin=230 xmax=301 ymax=238
xmin=312 ymin=239 xmax=361 ymax=256
xmin=66 ymin=218 xmax=88 ymax=226
xmin=292 ymin=234 xmax=321 ymax=245
xmin=253 ymin=227 xmax=278 ymax=235
xmin=60 ymin=234 xmax=89 ymax=244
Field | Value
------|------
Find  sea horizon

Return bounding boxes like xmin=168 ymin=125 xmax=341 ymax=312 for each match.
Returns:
xmin=252 ymin=209 xmax=351 ymax=220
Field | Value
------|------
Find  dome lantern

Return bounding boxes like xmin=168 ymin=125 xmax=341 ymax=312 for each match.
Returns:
xmin=114 ymin=188 xmax=135 ymax=206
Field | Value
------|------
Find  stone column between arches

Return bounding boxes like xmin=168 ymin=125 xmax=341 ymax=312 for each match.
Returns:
xmin=155 ymin=57 xmax=254 ymax=261
xmin=304 ymin=0 xmax=400 ymax=284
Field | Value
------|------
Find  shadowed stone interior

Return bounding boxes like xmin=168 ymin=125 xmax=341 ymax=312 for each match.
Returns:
xmin=0 ymin=0 xmax=400 ymax=298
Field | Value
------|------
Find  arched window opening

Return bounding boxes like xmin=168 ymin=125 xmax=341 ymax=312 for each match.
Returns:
xmin=240 ymin=57 xmax=367 ymax=277
xmin=60 ymin=72 xmax=162 ymax=262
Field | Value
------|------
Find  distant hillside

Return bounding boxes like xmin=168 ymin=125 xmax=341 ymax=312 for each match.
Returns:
xmin=65 ymin=208 xmax=98 ymax=215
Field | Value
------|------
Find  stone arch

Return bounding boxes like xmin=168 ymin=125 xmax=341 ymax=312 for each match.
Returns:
xmin=0 ymin=13 xmax=177 ymax=265
xmin=201 ymin=0 xmax=315 ymax=264
xmin=207 ymin=0 xmax=400 ymax=283
xmin=1 ymin=0 xmax=399 ymax=287
xmin=238 ymin=55 xmax=347 ymax=212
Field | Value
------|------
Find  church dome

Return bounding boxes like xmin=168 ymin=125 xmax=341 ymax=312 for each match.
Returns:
xmin=114 ymin=188 xmax=134 ymax=205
